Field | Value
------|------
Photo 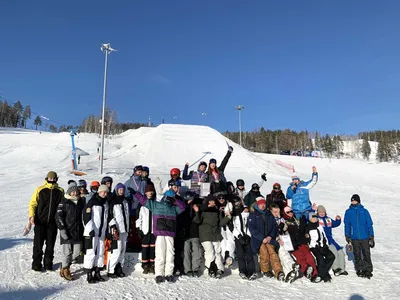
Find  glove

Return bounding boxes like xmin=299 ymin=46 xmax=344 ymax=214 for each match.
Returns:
xmin=128 ymin=187 xmax=136 ymax=195
xmin=261 ymin=173 xmax=267 ymax=182
xmin=136 ymin=228 xmax=143 ymax=239
xmin=369 ymin=237 xmax=375 ymax=248
xmin=60 ymin=230 xmax=69 ymax=241
xmin=166 ymin=196 xmax=176 ymax=206
xmin=228 ymin=145 xmax=234 ymax=153
xmin=238 ymin=235 xmax=246 ymax=245
xmin=345 ymin=236 xmax=351 ymax=244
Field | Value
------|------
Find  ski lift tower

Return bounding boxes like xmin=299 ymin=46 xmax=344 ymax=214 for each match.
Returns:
xmin=70 ymin=129 xmax=86 ymax=176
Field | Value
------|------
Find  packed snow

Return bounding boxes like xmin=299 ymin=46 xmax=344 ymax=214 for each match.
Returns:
xmin=0 ymin=124 xmax=398 ymax=300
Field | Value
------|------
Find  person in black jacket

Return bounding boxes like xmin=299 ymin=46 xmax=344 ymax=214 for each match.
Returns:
xmin=182 ymin=191 xmax=203 ymax=277
xmin=28 ymin=171 xmax=64 ymax=272
xmin=266 ymin=183 xmax=287 ymax=212
xmin=244 ymin=183 xmax=263 ymax=208
xmin=207 ymin=145 xmax=233 ymax=195
xmin=55 ymin=183 xmax=85 ymax=281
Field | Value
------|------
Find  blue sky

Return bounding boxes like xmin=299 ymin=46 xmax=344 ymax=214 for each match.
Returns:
xmin=1 ymin=0 xmax=400 ymax=134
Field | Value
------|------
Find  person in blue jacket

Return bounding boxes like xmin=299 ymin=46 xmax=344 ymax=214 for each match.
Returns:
xmin=317 ymin=205 xmax=348 ymax=276
xmin=344 ymin=194 xmax=374 ymax=279
xmin=286 ymin=167 xmax=318 ymax=220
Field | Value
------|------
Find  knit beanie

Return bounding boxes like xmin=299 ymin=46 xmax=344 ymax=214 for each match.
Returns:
xmin=317 ymin=205 xmax=326 ymax=215
xmin=292 ymin=173 xmax=300 ymax=181
xmin=145 ymin=184 xmax=155 ymax=193
xmin=98 ymin=184 xmax=109 ymax=193
xmin=256 ymin=196 xmax=266 ymax=206
xmin=309 ymin=212 xmax=318 ymax=220
xmin=209 ymin=158 xmax=217 ymax=165
xmin=67 ymin=182 xmax=78 ymax=195
xmin=199 ymin=161 xmax=207 ymax=168
xmin=115 ymin=183 xmax=125 ymax=192
xmin=351 ymin=194 xmax=361 ymax=203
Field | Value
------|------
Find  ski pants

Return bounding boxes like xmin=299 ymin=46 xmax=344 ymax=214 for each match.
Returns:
xmin=61 ymin=242 xmax=82 ymax=268
xmin=295 ymin=210 xmax=310 ymax=222
xmin=84 ymin=235 xmax=105 ymax=270
xmin=310 ymin=246 xmax=335 ymax=280
xmin=174 ymin=236 xmax=185 ymax=272
xmin=259 ymin=244 xmax=282 ymax=277
xmin=155 ymin=236 xmax=175 ymax=277
xmin=221 ymin=228 xmax=235 ymax=260
xmin=235 ymin=239 xmax=255 ymax=276
xmin=183 ymin=238 xmax=202 ymax=273
xmin=352 ymin=239 xmax=373 ymax=273
xmin=141 ymin=233 xmax=156 ymax=267
xmin=32 ymin=223 xmax=58 ymax=269
xmin=278 ymin=245 xmax=296 ymax=275
xmin=107 ymin=233 xmax=128 ymax=274
xmin=329 ymin=244 xmax=346 ymax=271
xmin=201 ymin=241 xmax=224 ymax=271
xmin=292 ymin=244 xmax=318 ymax=277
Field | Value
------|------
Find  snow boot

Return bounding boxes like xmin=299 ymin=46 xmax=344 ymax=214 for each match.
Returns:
xmin=149 ymin=263 xmax=155 ymax=274
xmin=32 ymin=265 xmax=43 ymax=272
xmin=239 ymin=272 xmax=248 ymax=280
xmin=193 ymin=270 xmax=200 ymax=278
xmin=357 ymin=270 xmax=365 ymax=278
xmin=187 ymin=271 xmax=194 ymax=278
xmin=305 ymin=266 xmax=314 ymax=280
xmin=248 ymin=273 xmax=258 ymax=281
xmin=45 ymin=264 xmax=54 ymax=271
xmin=340 ymin=271 xmax=349 ymax=276
xmin=61 ymin=267 xmax=73 ymax=281
xmin=165 ymin=275 xmax=174 ymax=282
xmin=285 ymin=270 xmax=297 ymax=283
xmin=311 ymin=275 xmax=322 ymax=283
xmin=87 ymin=270 xmax=97 ymax=284
xmin=142 ymin=264 xmax=150 ymax=274
xmin=364 ymin=271 xmax=373 ymax=279
xmin=155 ymin=276 xmax=165 ymax=284
xmin=277 ymin=271 xmax=285 ymax=281
xmin=263 ymin=271 xmax=274 ymax=278
xmin=215 ymin=270 xmax=223 ymax=279
xmin=115 ymin=263 xmax=125 ymax=277
xmin=108 ymin=272 xmax=118 ymax=279
xmin=94 ymin=267 xmax=105 ymax=282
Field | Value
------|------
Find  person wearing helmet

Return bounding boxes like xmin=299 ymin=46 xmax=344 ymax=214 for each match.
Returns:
xmin=124 ymin=165 xmax=147 ymax=209
xmin=128 ymin=182 xmax=186 ymax=284
xmin=207 ymin=144 xmax=234 ymax=195
xmin=101 ymin=176 xmax=115 ymax=203
xmin=78 ymin=180 xmax=89 ymax=202
xmin=87 ymin=181 xmax=100 ymax=203
xmin=266 ymin=183 xmax=287 ymax=212
xmin=156 ymin=168 xmax=189 ymax=198
xmin=181 ymin=191 xmax=203 ymax=277
xmin=182 ymin=161 xmax=209 ymax=197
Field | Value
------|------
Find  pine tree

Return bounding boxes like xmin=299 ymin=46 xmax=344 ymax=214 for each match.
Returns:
xmin=361 ymin=136 xmax=371 ymax=160
xmin=22 ymin=105 xmax=32 ymax=128
xmin=33 ymin=116 xmax=42 ymax=130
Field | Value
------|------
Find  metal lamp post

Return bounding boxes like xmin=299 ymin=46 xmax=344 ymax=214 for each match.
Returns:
xmin=235 ymin=105 xmax=244 ymax=146
xmin=99 ymin=43 xmax=117 ymax=174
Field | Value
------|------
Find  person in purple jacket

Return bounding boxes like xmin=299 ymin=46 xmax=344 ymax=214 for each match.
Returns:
xmin=130 ymin=186 xmax=185 ymax=284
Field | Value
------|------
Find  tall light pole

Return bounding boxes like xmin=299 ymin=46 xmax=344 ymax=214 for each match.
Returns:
xmin=235 ymin=105 xmax=244 ymax=146
xmin=99 ymin=43 xmax=117 ymax=174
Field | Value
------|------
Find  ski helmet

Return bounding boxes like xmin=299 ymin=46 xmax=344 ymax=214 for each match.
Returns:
xmin=142 ymin=166 xmax=149 ymax=173
xmin=68 ymin=180 xmax=77 ymax=185
xmin=236 ymin=179 xmax=245 ymax=187
xmin=184 ymin=191 xmax=196 ymax=201
xmin=168 ymin=179 xmax=181 ymax=187
xmin=78 ymin=179 xmax=87 ymax=188
xmin=90 ymin=181 xmax=100 ymax=188
xmin=170 ymin=168 xmax=180 ymax=176
xmin=134 ymin=165 xmax=143 ymax=173
xmin=101 ymin=176 xmax=113 ymax=184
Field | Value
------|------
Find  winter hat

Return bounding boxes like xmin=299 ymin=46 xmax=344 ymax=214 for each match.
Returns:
xmin=283 ymin=206 xmax=293 ymax=220
xmin=209 ymin=158 xmax=217 ymax=165
xmin=98 ymin=184 xmax=109 ymax=193
xmin=251 ymin=183 xmax=260 ymax=190
xmin=142 ymin=166 xmax=149 ymax=173
xmin=101 ymin=176 xmax=113 ymax=184
xmin=256 ymin=196 xmax=266 ymax=206
xmin=68 ymin=180 xmax=77 ymax=185
xmin=273 ymin=183 xmax=281 ymax=189
xmin=115 ymin=183 xmax=125 ymax=192
xmin=134 ymin=165 xmax=143 ymax=173
xmin=199 ymin=161 xmax=207 ymax=168
xmin=291 ymin=173 xmax=300 ymax=181
xmin=236 ymin=179 xmax=245 ymax=187
xmin=67 ymin=182 xmax=78 ymax=195
xmin=78 ymin=179 xmax=87 ymax=188
xmin=46 ymin=171 xmax=58 ymax=179
xmin=206 ymin=194 xmax=216 ymax=203
xmin=309 ymin=212 xmax=318 ymax=220
xmin=351 ymin=194 xmax=361 ymax=203
xmin=145 ymin=184 xmax=155 ymax=193
xmin=168 ymin=179 xmax=181 ymax=187
xmin=165 ymin=190 xmax=175 ymax=197
xmin=317 ymin=205 xmax=326 ymax=215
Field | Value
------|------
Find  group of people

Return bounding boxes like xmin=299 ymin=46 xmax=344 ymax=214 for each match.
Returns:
xmin=27 ymin=145 xmax=375 ymax=285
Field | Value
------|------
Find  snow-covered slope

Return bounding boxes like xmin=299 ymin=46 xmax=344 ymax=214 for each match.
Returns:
xmin=0 ymin=125 xmax=398 ymax=300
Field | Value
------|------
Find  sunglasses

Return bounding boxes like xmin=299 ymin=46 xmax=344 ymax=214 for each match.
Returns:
xmin=218 ymin=197 xmax=225 ymax=200
xmin=252 ymin=186 xmax=259 ymax=190
xmin=286 ymin=210 xmax=294 ymax=214
xmin=273 ymin=186 xmax=281 ymax=190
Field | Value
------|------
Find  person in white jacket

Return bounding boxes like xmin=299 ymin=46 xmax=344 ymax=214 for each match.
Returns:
xmin=136 ymin=185 xmax=156 ymax=274
xmin=106 ymin=183 xmax=130 ymax=278
xmin=83 ymin=185 xmax=115 ymax=284
xmin=270 ymin=204 xmax=300 ymax=283
xmin=229 ymin=196 xmax=256 ymax=280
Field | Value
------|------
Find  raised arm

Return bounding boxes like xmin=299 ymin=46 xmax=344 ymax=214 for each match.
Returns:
xmin=219 ymin=151 xmax=232 ymax=173
xmin=182 ymin=164 xmax=193 ymax=180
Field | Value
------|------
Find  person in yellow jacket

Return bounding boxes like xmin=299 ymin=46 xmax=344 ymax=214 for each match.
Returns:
xmin=29 ymin=171 xmax=64 ymax=272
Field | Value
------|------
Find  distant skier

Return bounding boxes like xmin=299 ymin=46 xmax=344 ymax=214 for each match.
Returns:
xmin=78 ymin=155 xmax=81 ymax=164
xmin=286 ymin=167 xmax=318 ymax=220
xmin=29 ymin=171 xmax=64 ymax=272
